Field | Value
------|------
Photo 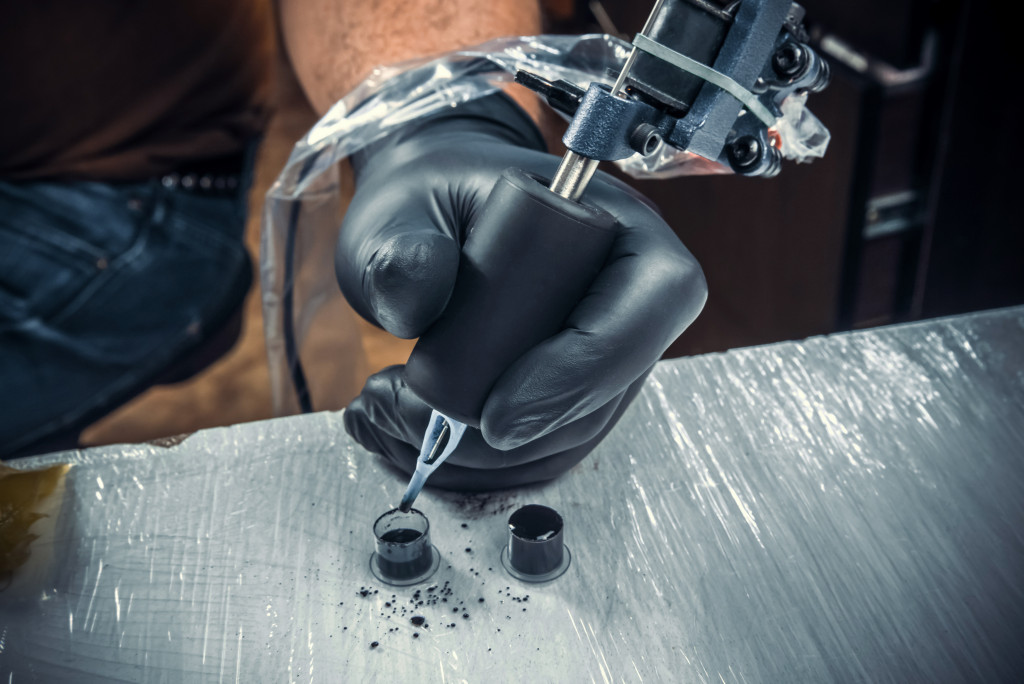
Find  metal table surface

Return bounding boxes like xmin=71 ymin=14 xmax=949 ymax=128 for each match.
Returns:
xmin=2 ymin=307 xmax=1023 ymax=683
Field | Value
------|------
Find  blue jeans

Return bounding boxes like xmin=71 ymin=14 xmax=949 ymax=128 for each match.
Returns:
xmin=0 ymin=167 xmax=253 ymax=458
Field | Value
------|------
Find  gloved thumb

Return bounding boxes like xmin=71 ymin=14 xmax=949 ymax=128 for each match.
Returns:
xmin=335 ymin=191 xmax=461 ymax=339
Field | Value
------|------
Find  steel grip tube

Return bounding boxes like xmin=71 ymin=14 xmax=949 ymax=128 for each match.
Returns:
xmin=403 ymin=167 xmax=618 ymax=427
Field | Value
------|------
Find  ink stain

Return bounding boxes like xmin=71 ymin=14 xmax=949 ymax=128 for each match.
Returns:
xmin=446 ymin=491 xmax=516 ymax=519
xmin=355 ymin=530 xmax=539 ymax=650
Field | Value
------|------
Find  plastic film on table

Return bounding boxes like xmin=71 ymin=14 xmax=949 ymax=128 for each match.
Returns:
xmin=2 ymin=307 xmax=1023 ymax=681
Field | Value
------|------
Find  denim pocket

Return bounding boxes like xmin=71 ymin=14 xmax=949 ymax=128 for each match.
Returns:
xmin=0 ymin=176 xmax=252 ymax=456
xmin=45 ymin=185 xmax=250 ymax=364
xmin=0 ymin=181 xmax=139 ymax=327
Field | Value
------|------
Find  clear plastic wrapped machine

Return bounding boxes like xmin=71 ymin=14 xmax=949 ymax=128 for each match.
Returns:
xmin=260 ymin=34 xmax=829 ymax=415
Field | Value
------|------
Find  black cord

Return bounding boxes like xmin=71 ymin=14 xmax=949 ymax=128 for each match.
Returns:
xmin=282 ymin=155 xmax=318 ymax=413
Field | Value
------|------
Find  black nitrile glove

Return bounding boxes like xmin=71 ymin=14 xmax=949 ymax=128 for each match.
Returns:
xmin=337 ymin=93 xmax=706 ymax=491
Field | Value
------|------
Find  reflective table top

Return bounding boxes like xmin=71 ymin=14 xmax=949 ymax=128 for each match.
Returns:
xmin=3 ymin=307 xmax=1022 ymax=682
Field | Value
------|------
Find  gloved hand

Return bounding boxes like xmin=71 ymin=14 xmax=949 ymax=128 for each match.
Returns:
xmin=337 ymin=93 xmax=706 ymax=491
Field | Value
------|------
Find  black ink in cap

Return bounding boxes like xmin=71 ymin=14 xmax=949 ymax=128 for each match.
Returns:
xmin=370 ymin=508 xmax=440 ymax=586
xmin=500 ymin=504 xmax=571 ymax=582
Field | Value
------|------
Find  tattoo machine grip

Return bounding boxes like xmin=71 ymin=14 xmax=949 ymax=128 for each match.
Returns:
xmin=403 ymin=167 xmax=618 ymax=428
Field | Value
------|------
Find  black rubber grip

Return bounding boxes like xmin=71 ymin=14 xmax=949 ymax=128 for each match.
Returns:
xmin=404 ymin=167 xmax=618 ymax=427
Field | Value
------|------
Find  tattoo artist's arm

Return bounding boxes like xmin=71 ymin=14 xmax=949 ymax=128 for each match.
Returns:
xmin=278 ymin=0 xmax=542 ymax=117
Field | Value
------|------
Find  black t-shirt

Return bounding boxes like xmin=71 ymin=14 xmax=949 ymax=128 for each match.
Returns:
xmin=0 ymin=1 xmax=274 ymax=181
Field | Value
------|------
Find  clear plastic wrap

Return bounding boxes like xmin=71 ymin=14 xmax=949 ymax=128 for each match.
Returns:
xmin=261 ymin=34 xmax=830 ymax=415
xmin=3 ymin=308 xmax=1023 ymax=681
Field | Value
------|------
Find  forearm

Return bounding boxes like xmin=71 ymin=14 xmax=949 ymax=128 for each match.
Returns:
xmin=279 ymin=0 xmax=541 ymax=116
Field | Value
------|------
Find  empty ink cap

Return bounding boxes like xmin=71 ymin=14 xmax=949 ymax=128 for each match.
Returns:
xmin=370 ymin=508 xmax=440 ymax=586
xmin=500 ymin=504 xmax=571 ymax=582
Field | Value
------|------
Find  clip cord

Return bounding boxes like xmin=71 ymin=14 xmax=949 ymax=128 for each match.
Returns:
xmin=631 ymin=33 xmax=776 ymax=128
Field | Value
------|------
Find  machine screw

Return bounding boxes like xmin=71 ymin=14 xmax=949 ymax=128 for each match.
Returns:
xmin=728 ymin=136 xmax=762 ymax=170
xmin=805 ymin=57 xmax=831 ymax=93
xmin=773 ymin=42 xmax=808 ymax=80
xmin=629 ymin=123 xmax=663 ymax=156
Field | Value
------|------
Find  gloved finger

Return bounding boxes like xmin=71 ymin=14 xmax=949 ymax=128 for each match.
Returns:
xmin=345 ymin=365 xmax=618 ymax=468
xmin=347 ymin=369 xmax=651 ymax=491
xmin=347 ymin=396 xmax=610 ymax=491
xmin=344 ymin=365 xmax=637 ymax=469
xmin=344 ymin=410 xmax=419 ymax=472
xmin=335 ymin=179 xmax=461 ymax=339
xmin=358 ymin=423 xmax=592 ymax=491
xmin=482 ymin=176 xmax=706 ymax=450
xmin=343 ymin=365 xmax=432 ymax=460
xmin=407 ymin=445 xmax=593 ymax=491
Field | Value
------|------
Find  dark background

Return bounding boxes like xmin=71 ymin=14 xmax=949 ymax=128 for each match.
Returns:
xmin=548 ymin=0 xmax=1023 ymax=356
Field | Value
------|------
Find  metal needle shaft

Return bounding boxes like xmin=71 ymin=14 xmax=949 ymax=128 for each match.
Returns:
xmin=549 ymin=151 xmax=600 ymax=201
xmin=550 ymin=0 xmax=662 ymax=202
